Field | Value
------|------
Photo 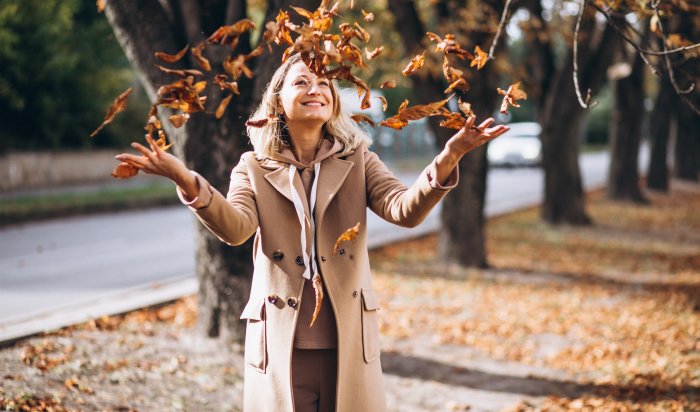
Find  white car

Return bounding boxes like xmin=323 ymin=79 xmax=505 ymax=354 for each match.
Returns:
xmin=487 ymin=122 xmax=542 ymax=167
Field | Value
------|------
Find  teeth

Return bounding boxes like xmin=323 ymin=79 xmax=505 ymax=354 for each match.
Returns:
xmin=303 ymin=102 xmax=323 ymax=106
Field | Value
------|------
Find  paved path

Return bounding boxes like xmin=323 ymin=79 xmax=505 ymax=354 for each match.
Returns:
xmin=0 ymin=150 xmax=624 ymax=342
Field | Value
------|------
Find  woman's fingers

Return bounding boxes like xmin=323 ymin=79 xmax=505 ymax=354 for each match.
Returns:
xmin=478 ymin=118 xmax=495 ymax=130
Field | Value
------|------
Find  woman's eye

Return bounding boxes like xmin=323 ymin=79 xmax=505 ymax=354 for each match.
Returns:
xmin=319 ymin=81 xmax=330 ymax=87
xmin=294 ymin=80 xmax=308 ymax=86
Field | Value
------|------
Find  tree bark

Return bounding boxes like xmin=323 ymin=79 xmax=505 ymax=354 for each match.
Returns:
xmin=674 ymin=101 xmax=700 ymax=182
xmin=646 ymin=79 xmax=675 ymax=191
xmin=387 ymin=0 xmax=499 ymax=267
xmin=607 ymin=39 xmax=647 ymax=203
xmin=104 ymin=0 xmax=315 ymax=343
xmin=539 ymin=14 xmax=617 ymax=225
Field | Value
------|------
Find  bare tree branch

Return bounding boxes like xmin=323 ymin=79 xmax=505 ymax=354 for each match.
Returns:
xmin=651 ymin=0 xmax=695 ymax=95
xmin=573 ymin=0 xmax=596 ymax=108
xmin=488 ymin=0 xmax=513 ymax=59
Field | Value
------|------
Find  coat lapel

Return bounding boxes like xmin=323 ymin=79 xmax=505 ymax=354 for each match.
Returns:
xmin=315 ymin=156 xmax=354 ymax=224
xmin=263 ymin=166 xmax=294 ymax=204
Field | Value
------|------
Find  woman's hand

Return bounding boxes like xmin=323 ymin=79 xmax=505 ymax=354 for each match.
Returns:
xmin=115 ymin=135 xmax=199 ymax=198
xmin=434 ymin=116 xmax=509 ymax=185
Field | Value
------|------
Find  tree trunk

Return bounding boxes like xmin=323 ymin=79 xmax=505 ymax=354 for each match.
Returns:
xmin=674 ymin=102 xmax=700 ymax=182
xmin=539 ymin=15 xmax=617 ymax=225
xmin=387 ymin=0 xmax=499 ymax=267
xmin=646 ymin=79 xmax=675 ymax=191
xmin=104 ymin=0 xmax=315 ymax=343
xmin=607 ymin=41 xmax=647 ymax=203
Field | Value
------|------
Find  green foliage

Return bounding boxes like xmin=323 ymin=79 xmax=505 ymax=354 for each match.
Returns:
xmin=0 ymin=0 xmax=149 ymax=153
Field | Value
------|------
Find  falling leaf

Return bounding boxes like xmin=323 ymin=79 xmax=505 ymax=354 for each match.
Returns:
xmin=215 ymin=94 xmax=233 ymax=119
xmin=90 ymin=88 xmax=132 ymax=137
xmin=471 ymin=45 xmax=488 ymax=70
xmin=444 ymin=78 xmax=468 ymax=93
xmin=155 ymin=45 xmax=189 ymax=63
xmin=497 ymin=82 xmax=528 ymax=114
xmin=365 ymin=46 xmax=383 ymax=60
xmin=361 ymin=9 xmax=374 ymax=22
xmin=334 ymin=222 xmax=361 ymax=255
xmin=155 ymin=64 xmax=204 ymax=78
xmin=223 ymin=55 xmax=254 ymax=80
xmin=428 ymin=32 xmax=473 ymax=60
xmin=112 ymin=162 xmax=139 ymax=179
xmin=351 ymin=113 xmax=376 ymax=127
xmin=245 ymin=118 xmax=269 ymax=128
xmin=379 ymin=80 xmax=396 ymax=89
xmin=153 ymin=129 xmax=173 ymax=151
xmin=402 ymin=52 xmax=426 ymax=76
xmin=458 ymin=99 xmax=474 ymax=117
xmin=439 ymin=112 xmax=466 ymax=130
xmin=214 ymin=74 xmax=240 ymax=94
xmin=96 ymin=0 xmax=105 ymax=12
xmin=309 ymin=275 xmax=324 ymax=327
xmin=169 ymin=113 xmax=190 ymax=128
xmin=191 ymin=42 xmax=211 ymax=71
xmin=380 ymin=96 xmax=452 ymax=130
xmin=207 ymin=19 xmax=257 ymax=50
xmin=376 ymin=95 xmax=388 ymax=111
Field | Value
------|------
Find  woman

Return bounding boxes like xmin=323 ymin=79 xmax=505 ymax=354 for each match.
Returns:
xmin=116 ymin=53 xmax=508 ymax=412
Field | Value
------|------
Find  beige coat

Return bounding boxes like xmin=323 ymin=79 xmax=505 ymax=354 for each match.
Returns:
xmin=180 ymin=143 xmax=457 ymax=412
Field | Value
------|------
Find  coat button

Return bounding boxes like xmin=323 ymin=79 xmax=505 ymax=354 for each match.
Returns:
xmin=338 ymin=248 xmax=345 ymax=256
xmin=321 ymin=256 xmax=327 ymax=262
xmin=295 ymin=256 xmax=304 ymax=266
xmin=352 ymin=290 xmax=358 ymax=298
xmin=287 ymin=297 xmax=298 ymax=308
xmin=273 ymin=250 xmax=284 ymax=261
xmin=267 ymin=294 xmax=278 ymax=304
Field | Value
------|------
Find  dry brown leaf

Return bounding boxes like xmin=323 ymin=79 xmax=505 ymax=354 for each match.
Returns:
xmin=444 ymin=78 xmax=468 ymax=93
xmin=380 ymin=96 xmax=452 ymax=130
xmin=309 ymin=275 xmax=324 ymax=327
xmin=402 ymin=52 xmax=426 ymax=76
xmin=350 ymin=113 xmax=375 ymax=127
xmin=215 ymin=94 xmax=233 ymax=119
xmin=376 ymin=95 xmax=388 ymax=111
xmin=111 ymin=162 xmax=139 ymax=179
xmin=362 ymin=9 xmax=374 ymax=22
xmin=379 ymin=80 xmax=396 ymax=89
xmin=497 ymin=82 xmax=528 ymax=114
xmin=365 ymin=46 xmax=383 ymax=60
xmin=90 ymin=88 xmax=132 ymax=137
xmin=333 ymin=222 xmax=361 ymax=255
xmin=155 ymin=64 xmax=204 ymax=78
xmin=96 ymin=0 xmax=105 ymax=12
xmin=169 ymin=113 xmax=190 ymax=128
xmin=214 ymin=74 xmax=240 ymax=94
xmin=155 ymin=45 xmax=189 ymax=63
xmin=245 ymin=118 xmax=270 ymax=128
xmin=470 ymin=45 xmax=488 ymax=70
xmin=191 ymin=42 xmax=211 ymax=71
xmin=207 ymin=19 xmax=257 ymax=50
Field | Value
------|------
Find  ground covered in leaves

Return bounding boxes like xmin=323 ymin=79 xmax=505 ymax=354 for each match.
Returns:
xmin=1 ymin=182 xmax=699 ymax=411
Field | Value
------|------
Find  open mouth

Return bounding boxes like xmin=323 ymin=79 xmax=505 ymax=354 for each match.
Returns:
xmin=302 ymin=102 xmax=325 ymax=106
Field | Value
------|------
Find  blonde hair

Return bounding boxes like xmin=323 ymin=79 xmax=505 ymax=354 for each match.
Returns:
xmin=247 ymin=54 xmax=372 ymax=159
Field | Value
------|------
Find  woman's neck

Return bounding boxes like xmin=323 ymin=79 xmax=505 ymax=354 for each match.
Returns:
xmin=287 ymin=122 xmax=323 ymax=164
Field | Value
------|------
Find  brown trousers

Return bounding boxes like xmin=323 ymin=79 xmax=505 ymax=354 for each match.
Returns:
xmin=291 ymin=348 xmax=338 ymax=412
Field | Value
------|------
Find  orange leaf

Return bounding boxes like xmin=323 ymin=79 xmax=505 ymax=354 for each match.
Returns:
xmin=376 ymin=95 xmax=388 ymax=111
xmin=309 ymin=275 xmax=324 ymax=327
xmin=333 ymin=222 xmax=361 ymax=255
xmin=444 ymin=78 xmax=468 ymax=93
xmin=365 ymin=46 xmax=383 ymax=60
xmin=155 ymin=45 xmax=189 ymax=63
xmin=216 ymin=94 xmax=233 ymax=119
xmin=402 ymin=52 xmax=426 ymax=76
xmin=497 ymin=82 xmax=528 ymax=114
xmin=90 ymin=88 xmax=132 ymax=137
xmin=470 ymin=45 xmax=488 ymax=70
xmin=96 ymin=0 xmax=105 ymax=13
xmin=169 ymin=113 xmax=190 ymax=128
xmin=379 ymin=80 xmax=396 ymax=89
xmin=361 ymin=9 xmax=374 ymax=22
xmin=155 ymin=64 xmax=204 ymax=78
xmin=207 ymin=19 xmax=257 ymax=49
xmin=191 ymin=42 xmax=211 ymax=71
xmin=112 ymin=162 xmax=139 ymax=179
xmin=351 ymin=113 xmax=375 ymax=127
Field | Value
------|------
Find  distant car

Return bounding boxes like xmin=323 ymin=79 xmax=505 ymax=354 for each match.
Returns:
xmin=487 ymin=122 xmax=542 ymax=167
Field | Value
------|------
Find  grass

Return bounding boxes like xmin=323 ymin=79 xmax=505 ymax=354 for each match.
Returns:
xmin=0 ymin=183 xmax=179 ymax=226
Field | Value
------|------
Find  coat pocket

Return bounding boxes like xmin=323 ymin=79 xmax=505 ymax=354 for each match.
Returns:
xmin=361 ymin=288 xmax=381 ymax=363
xmin=240 ymin=298 xmax=267 ymax=373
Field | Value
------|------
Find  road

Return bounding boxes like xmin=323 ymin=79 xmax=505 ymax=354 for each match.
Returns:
xmin=0 ymin=151 xmax=617 ymax=340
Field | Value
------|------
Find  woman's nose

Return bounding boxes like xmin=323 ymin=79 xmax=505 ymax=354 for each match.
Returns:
xmin=307 ymin=83 xmax=321 ymax=95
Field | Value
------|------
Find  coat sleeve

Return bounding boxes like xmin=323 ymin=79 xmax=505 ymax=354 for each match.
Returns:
xmin=365 ymin=148 xmax=459 ymax=228
xmin=176 ymin=155 xmax=259 ymax=246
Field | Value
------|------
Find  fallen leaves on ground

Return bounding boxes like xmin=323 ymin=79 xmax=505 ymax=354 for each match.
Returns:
xmin=370 ymin=186 xmax=700 ymax=411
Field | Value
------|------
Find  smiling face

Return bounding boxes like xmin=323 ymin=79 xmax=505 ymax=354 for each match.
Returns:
xmin=278 ymin=62 xmax=334 ymax=126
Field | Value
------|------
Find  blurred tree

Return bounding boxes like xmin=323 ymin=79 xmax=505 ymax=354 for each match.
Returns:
xmin=607 ymin=29 xmax=647 ymax=203
xmin=388 ymin=0 xmax=502 ymax=268
xmin=0 ymin=0 xmax=147 ymax=153
xmin=647 ymin=77 xmax=675 ymax=191
xmin=102 ymin=0 xmax=316 ymax=342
